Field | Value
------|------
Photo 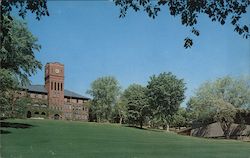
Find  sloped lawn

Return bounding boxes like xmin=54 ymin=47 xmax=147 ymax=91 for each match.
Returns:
xmin=1 ymin=119 xmax=249 ymax=158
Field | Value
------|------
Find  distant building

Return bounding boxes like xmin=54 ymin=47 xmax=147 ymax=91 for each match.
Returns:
xmin=191 ymin=122 xmax=250 ymax=141
xmin=21 ymin=62 xmax=90 ymax=120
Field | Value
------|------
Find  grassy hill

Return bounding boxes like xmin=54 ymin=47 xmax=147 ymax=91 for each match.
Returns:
xmin=1 ymin=119 xmax=249 ymax=158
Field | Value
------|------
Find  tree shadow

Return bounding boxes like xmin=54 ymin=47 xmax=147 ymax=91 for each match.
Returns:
xmin=0 ymin=122 xmax=34 ymax=129
xmin=0 ymin=129 xmax=11 ymax=134
xmin=191 ymin=126 xmax=208 ymax=137
xmin=124 ymin=125 xmax=164 ymax=132
xmin=230 ymin=124 xmax=247 ymax=137
xmin=124 ymin=125 xmax=146 ymax=130
xmin=0 ymin=121 xmax=35 ymax=135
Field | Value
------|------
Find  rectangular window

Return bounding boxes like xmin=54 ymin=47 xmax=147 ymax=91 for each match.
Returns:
xmin=51 ymin=82 xmax=53 ymax=90
xmin=61 ymin=83 xmax=63 ymax=91
xmin=58 ymin=83 xmax=60 ymax=91
xmin=54 ymin=82 xmax=56 ymax=91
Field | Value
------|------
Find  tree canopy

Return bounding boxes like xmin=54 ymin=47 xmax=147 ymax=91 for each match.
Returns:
xmin=122 ymin=84 xmax=150 ymax=128
xmin=112 ymin=98 xmax=127 ymax=124
xmin=0 ymin=17 xmax=43 ymax=117
xmin=1 ymin=0 xmax=49 ymax=19
xmin=187 ymin=76 xmax=250 ymax=138
xmin=0 ymin=1 xmax=49 ymax=118
xmin=172 ymin=107 xmax=189 ymax=129
xmin=1 ymin=17 xmax=42 ymax=85
xmin=147 ymin=72 xmax=186 ymax=129
xmin=114 ymin=0 xmax=250 ymax=48
xmin=188 ymin=76 xmax=250 ymax=113
xmin=1 ymin=0 xmax=49 ymax=49
xmin=1 ymin=0 xmax=49 ymax=85
xmin=87 ymin=76 xmax=121 ymax=122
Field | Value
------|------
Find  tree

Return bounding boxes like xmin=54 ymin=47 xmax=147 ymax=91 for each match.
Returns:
xmin=147 ymin=72 xmax=186 ymax=131
xmin=1 ymin=0 xmax=49 ymax=19
xmin=214 ymin=100 xmax=237 ymax=139
xmin=0 ymin=0 xmax=48 ymax=118
xmin=0 ymin=69 xmax=32 ymax=118
xmin=123 ymin=84 xmax=150 ymax=128
xmin=87 ymin=76 xmax=121 ymax=122
xmin=1 ymin=0 xmax=49 ymax=44
xmin=0 ymin=17 xmax=44 ymax=119
xmin=172 ymin=107 xmax=189 ymax=129
xmin=114 ymin=0 xmax=250 ymax=48
xmin=187 ymin=76 xmax=250 ymax=138
xmin=1 ymin=17 xmax=42 ymax=85
xmin=0 ymin=69 xmax=18 ymax=118
xmin=112 ymin=97 xmax=127 ymax=124
xmin=1 ymin=0 xmax=49 ymax=84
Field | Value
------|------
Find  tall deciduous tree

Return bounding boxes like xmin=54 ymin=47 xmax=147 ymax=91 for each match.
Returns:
xmin=1 ymin=0 xmax=49 ymax=84
xmin=87 ymin=76 xmax=121 ymax=122
xmin=1 ymin=17 xmax=42 ymax=85
xmin=0 ymin=18 xmax=43 ymax=118
xmin=0 ymin=0 xmax=48 ymax=118
xmin=147 ymin=72 xmax=186 ymax=131
xmin=123 ymin=84 xmax=150 ymax=128
xmin=114 ymin=0 xmax=250 ymax=48
xmin=187 ymin=76 xmax=250 ymax=138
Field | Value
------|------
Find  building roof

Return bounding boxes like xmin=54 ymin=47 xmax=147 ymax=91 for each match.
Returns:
xmin=22 ymin=85 xmax=90 ymax=100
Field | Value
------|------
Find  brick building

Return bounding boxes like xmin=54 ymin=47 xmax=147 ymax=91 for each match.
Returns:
xmin=21 ymin=62 xmax=90 ymax=121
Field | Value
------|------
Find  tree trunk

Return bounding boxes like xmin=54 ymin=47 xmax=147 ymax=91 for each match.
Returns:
xmin=163 ymin=124 xmax=170 ymax=131
xmin=166 ymin=124 xmax=169 ymax=132
xmin=225 ymin=126 xmax=231 ymax=139
xmin=140 ymin=120 xmax=143 ymax=129
xmin=119 ymin=117 xmax=123 ymax=124
xmin=97 ymin=116 xmax=101 ymax=123
xmin=221 ymin=122 xmax=231 ymax=139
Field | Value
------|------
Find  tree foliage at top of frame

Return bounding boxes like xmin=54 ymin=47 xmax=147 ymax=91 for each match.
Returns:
xmin=114 ymin=0 xmax=250 ymax=48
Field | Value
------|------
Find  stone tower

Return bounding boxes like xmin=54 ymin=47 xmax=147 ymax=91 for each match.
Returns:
xmin=45 ymin=62 xmax=64 ymax=110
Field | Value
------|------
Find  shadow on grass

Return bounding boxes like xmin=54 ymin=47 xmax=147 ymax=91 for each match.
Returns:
xmin=0 ymin=122 xmax=34 ymax=128
xmin=123 ymin=125 xmax=164 ymax=133
xmin=0 ymin=129 xmax=11 ymax=134
xmin=0 ymin=122 xmax=35 ymax=134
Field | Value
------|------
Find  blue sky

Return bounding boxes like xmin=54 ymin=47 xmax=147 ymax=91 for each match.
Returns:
xmin=24 ymin=1 xmax=250 ymax=106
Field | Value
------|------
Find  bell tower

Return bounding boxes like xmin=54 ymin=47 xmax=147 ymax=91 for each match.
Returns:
xmin=45 ymin=62 xmax=64 ymax=109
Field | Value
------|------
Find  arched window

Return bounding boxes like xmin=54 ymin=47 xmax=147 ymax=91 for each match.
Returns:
xmin=54 ymin=82 xmax=56 ymax=91
xmin=58 ymin=82 xmax=60 ymax=91
xmin=54 ymin=114 xmax=60 ymax=120
xmin=61 ymin=83 xmax=63 ymax=91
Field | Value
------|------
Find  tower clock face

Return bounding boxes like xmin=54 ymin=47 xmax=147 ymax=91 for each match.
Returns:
xmin=55 ymin=69 xmax=60 ymax=74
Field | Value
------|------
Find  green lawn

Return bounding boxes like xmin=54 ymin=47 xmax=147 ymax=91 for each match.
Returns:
xmin=1 ymin=119 xmax=249 ymax=158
